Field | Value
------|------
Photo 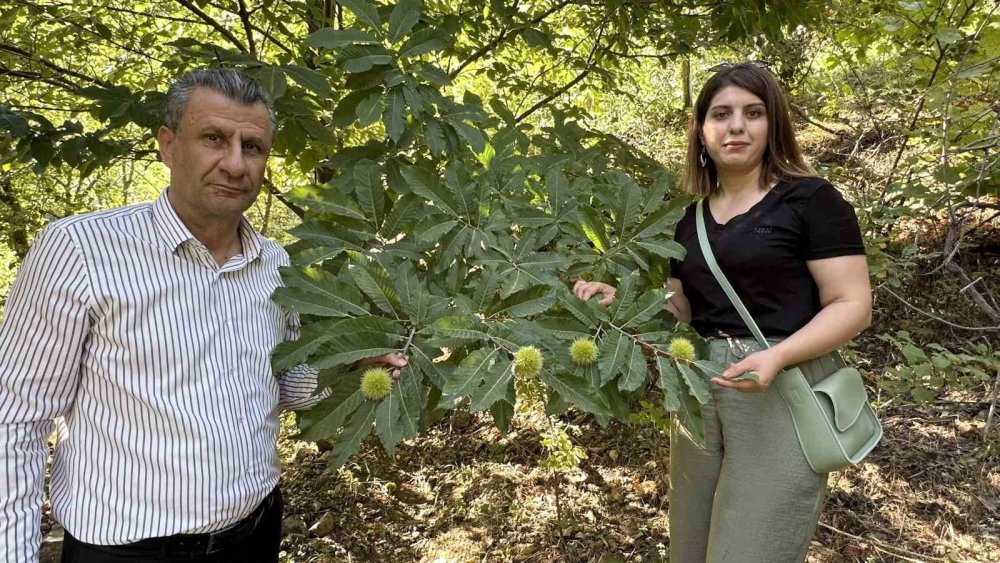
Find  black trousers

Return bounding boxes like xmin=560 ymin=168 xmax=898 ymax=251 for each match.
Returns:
xmin=60 ymin=489 xmax=282 ymax=563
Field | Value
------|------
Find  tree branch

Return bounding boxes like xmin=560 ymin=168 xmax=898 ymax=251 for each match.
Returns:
xmin=450 ymin=0 xmax=575 ymax=78
xmin=237 ymin=0 xmax=258 ymax=56
xmin=515 ymin=21 xmax=604 ymax=123
xmin=0 ymin=42 xmax=109 ymax=87
xmin=173 ymin=0 xmax=249 ymax=53
xmin=263 ymin=178 xmax=304 ymax=218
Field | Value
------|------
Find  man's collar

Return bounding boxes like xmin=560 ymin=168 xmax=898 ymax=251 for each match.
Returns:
xmin=152 ymin=190 xmax=263 ymax=262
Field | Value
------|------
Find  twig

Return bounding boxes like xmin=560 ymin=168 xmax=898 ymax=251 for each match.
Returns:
xmin=173 ymin=0 xmax=249 ymax=53
xmin=985 ymin=370 xmax=999 ymax=442
xmin=817 ymin=522 xmax=946 ymax=563
xmin=878 ymin=285 xmax=1000 ymax=331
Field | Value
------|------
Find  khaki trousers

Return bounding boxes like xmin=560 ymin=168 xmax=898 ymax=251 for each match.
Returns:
xmin=669 ymin=338 xmax=838 ymax=563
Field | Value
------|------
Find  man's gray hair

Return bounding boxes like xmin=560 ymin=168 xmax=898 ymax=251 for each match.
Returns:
xmin=164 ymin=68 xmax=277 ymax=135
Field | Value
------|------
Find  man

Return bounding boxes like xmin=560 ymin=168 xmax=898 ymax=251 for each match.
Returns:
xmin=0 ymin=69 xmax=404 ymax=562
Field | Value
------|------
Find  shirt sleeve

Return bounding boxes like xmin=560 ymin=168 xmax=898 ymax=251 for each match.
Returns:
xmin=275 ymin=309 xmax=324 ymax=412
xmin=0 ymin=225 xmax=92 ymax=563
xmin=802 ymin=183 xmax=866 ymax=260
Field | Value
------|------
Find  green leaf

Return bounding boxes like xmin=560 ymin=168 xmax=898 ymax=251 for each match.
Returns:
xmin=656 ymin=357 xmax=682 ymax=411
xmin=339 ymin=45 xmax=393 ymax=73
xmin=618 ymin=343 xmax=648 ymax=392
xmin=388 ymin=0 xmax=422 ymax=43
xmin=608 ymin=273 xmax=637 ymax=324
xmin=415 ymin=63 xmax=451 ymax=85
xmin=469 ymin=357 xmax=514 ymax=412
xmin=539 ymin=370 xmax=611 ymax=417
xmin=934 ymin=26 xmax=964 ymax=45
xmin=621 ymin=290 xmax=666 ymax=329
xmin=327 ymin=400 xmax=377 ymax=471
xmin=442 ymin=347 xmax=499 ymax=405
xmin=271 ymin=327 xmax=333 ymax=373
xmin=398 ymin=27 xmax=449 ymax=58
xmin=579 ymin=206 xmax=610 ymax=253
xmin=677 ymin=363 xmax=711 ymax=405
xmin=353 ymin=160 xmax=386 ymax=228
xmin=249 ymin=66 xmax=287 ymax=99
xmin=356 ymin=91 xmax=384 ymax=127
xmin=349 ymin=254 xmax=402 ymax=318
xmin=383 ymin=87 xmax=406 ymax=142
xmin=279 ymin=267 xmax=370 ymax=316
xmin=415 ymin=216 xmax=459 ymax=243
xmin=305 ymin=28 xmax=380 ymax=48
xmin=338 ymin=0 xmax=382 ymax=31
xmin=299 ymin=385 xmax=365 ymax=441
xmin=490 ymin=400 xmax=514 ymax=434
xmin=546 ymin=167 xmax=569 ymax=216
xmin=272 ymin=287 xmax=364 ymax=317
xmin=487 ymin=285 xmax=557 ymax=318
xmin=282 ymin=65 xmax=332 ymax=96
xmin=557 ymin=289 xmax=601 ymax=328
xmin=606 ymin=171 xmax=643 ymax=239
xmin=598 ymin=331 xmax=630 ymax=386
xmin=636 ymin=240 xmax=686 ymax=261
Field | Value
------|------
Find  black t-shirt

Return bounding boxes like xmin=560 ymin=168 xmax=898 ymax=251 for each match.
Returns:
xmin=669 ymin=176 xmax=865 ymax=338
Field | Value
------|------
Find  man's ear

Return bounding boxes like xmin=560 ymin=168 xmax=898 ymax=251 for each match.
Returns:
xmin=157 ymin=126 xmax=175 ymax=169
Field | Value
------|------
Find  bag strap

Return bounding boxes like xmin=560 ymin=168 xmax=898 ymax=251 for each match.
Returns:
xmin=694 ymin=199 xmax=769 ymax=349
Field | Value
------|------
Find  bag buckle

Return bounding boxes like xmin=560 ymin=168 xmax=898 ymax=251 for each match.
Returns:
xmin=725 ymin=335 xmax=750 ymax=359
xmin=205 ymin=532 xmax=222 ymax=555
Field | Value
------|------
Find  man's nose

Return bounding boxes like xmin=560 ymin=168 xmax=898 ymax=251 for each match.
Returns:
xmin=218 ymin=140 xmax=247 ymax=177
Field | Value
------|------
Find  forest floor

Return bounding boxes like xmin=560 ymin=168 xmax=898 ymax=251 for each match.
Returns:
xmin=275 ymin=390 xmax=999 ymax=562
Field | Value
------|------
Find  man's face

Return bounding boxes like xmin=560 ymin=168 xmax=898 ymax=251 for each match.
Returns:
xmin=157 ymin=87 xmax=272 ymax=226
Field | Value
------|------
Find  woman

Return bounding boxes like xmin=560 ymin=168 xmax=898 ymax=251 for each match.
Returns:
xmin=574 ymin=62 xmax=872 ymax=562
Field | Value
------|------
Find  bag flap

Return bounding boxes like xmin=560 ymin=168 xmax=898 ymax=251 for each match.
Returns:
xmin=813 ymin=367 xmax=868 ymax=431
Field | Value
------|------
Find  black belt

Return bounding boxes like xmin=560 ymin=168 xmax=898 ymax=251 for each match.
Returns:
xmin=111 ymin=488 xmax=280 ymax=556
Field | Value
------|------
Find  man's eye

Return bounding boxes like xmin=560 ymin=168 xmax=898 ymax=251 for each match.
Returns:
xmin=243 ymin=143 xmax=260 ymax=152
xmin=206 ymin=134 xmax=221 ymax=142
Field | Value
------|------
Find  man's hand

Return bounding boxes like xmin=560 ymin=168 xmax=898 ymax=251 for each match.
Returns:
xmin=710 ymin=349 xmax=784 ymax=393
xmin=357 ymin=352 xmax=409 ymax=380
xmin=572 ymin=280 xmax=616 ymax=305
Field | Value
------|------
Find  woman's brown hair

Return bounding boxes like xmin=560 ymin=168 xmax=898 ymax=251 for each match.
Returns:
xmin=681 ymin=62 xmax=815 ymax=196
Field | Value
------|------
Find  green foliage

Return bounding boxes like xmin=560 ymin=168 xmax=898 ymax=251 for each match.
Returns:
xmin=538 ymin=424 xmax=588 ymax=473
xmin=877 ymin=331 xmax=998 ymax=402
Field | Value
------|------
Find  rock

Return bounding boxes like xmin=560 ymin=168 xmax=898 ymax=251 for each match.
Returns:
xmin=451 ymin=410 xmax=474 ymax=430
xmin=309 ymin=511 xmax=337 ymax=537
xmin=282 ymin=515 xmax=307 ymax=538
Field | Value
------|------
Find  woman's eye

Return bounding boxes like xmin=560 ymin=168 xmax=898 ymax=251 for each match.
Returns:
xmin=747 ymin=109 xmax=763 ymax=117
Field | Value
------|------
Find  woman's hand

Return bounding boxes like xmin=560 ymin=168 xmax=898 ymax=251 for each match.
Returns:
xmin=572 ymin=280 xmax=616 ymax=305
xmin=711 ymin=348 xmax=785 ymax=393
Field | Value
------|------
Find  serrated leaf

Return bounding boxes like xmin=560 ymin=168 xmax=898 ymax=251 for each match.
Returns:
xmin=539 ymin=370 xmax=611 ymax=417
xmin=410 ymin=344 xmax=449 ymax=387
xmin=375 ymin=382 xmax=402 ymax=453
xmin=621 ymin=290 xmax=666 ymax=329
xmin=349 ymin=254 xmax=402 ymax=318
xmin=353 ymin=160 xmax=386 ymax=228
xmin=398 ymin=27 xmax=449 ymax=58
xmin=416 ymin=216 xmax=459 ymax=243
xmin=557 ymin=289 xmax=600 ymax=328
xmin=271 ymin=328 xmax=333 ymax=372
xmin=250 ymin=66 xmax=287 ymax=99
xmin=272 ymin=287 xmax=363 ymax=317
xmin=618 ymin=342 xmax=648 ymax=391
xmin=546 ymin=166 xmax=569 ymax=216
xmin=383 ymin=87 xmax=406 ymax=142
xmin=606 ymin=171 xmax=643 ymax=239
xmin=442 ymin=347 xmax=499 ymax=405
xmin=401 ymin=165 xmax=458 ymax=216
xmin=290 ymin=221 xmax=365 ymax=252
xmin=656 ymin=357 xmax=682 ymax=411
xmin=490 ymin=400 xmax=514 ymax=434
xmin=279 ymin=267 xmax=370 ymax=316
xmin=338 ymin=0 xmax=382 ymax=30
xmin=415 ymin=63 xmax=451 ymax=85
xmin=327 ymin=400 xmax=377 ymax=471
xmin=288 ymin=186 xmax=367 ymax=221
xmin=677 ymin=363 xmax=711 ymax=405
xmin=388 ymin=0 xmax=422 ymax=43
xmin=598 ymin=331 xmax=631 ymax=386
xmin=487 ymin=285 xmax=557 ymax=318
xmin=282 ymin=65 xmax=332 ymax=96
xmin=469 ymin=357 xmax=513 ymax=412
xmin=579 ymin=206 xmax=610 ymax=253
xmin=608 ymin=273 xmax=637 ymax=324
xmin=305 ymin=28 xmax=380 ymax=48
xmin=636 ymin=240 xmax=686 ymax=261
xmin=339 ymin=45 xmax=393 ymax=73
xmin=356 ymin=91 xmax=384 ymax=127
xmin=299 ymin=385 xmax=364 ymax=441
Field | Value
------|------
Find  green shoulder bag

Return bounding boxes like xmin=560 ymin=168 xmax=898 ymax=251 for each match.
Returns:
xmin=695 ymin=199 xmax=882 ymax=474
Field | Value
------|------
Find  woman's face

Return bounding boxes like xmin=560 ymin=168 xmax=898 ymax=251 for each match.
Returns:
xmin=700 ymin=85 xmax=769 ymax=176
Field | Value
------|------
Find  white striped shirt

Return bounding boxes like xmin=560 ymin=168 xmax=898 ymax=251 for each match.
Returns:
xmin=0 ymin=191 xmax=317 ymax=561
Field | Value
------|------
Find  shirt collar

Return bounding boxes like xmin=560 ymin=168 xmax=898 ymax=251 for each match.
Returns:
xmin=152 ymin=190 xmax=263 ymax=262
